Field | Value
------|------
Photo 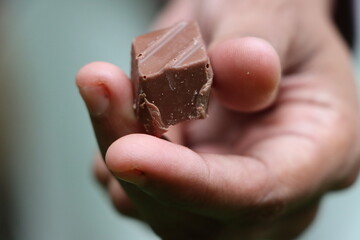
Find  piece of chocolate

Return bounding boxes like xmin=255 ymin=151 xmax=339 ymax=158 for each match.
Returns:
xmin=131 ymin=21 xmax=213 ymax=136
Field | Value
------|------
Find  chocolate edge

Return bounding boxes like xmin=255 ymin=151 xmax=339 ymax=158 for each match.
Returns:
xmin=132 ymin=21 xmax=213 ymax=136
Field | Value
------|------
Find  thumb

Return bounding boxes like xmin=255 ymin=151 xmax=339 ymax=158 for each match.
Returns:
xmin=105 ymin=134 xmax=273 ymax=218
xmin=209 ymin=37 xmax=281 ymax=112
xmin=206 ymin=2 xmax=299 ymax=112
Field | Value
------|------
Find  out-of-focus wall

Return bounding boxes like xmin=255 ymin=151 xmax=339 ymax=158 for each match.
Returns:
xmin=1 ymin=2 xmax=15 ymax=240
xmin=1 ymin=1 xmax=161 ymax=240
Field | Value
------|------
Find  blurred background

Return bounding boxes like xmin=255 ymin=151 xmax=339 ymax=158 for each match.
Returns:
xmin=0 ymin=0 xmax=359 ymax=239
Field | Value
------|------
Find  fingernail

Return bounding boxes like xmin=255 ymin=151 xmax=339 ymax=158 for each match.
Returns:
xmin=112 ymin=169 xmax=146 ymax=186
xmin=79 ymin=85 xmax=109 ymax=116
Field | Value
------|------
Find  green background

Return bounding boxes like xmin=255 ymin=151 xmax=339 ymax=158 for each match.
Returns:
xmin=1 ymin=0 xmax=359 ymax=239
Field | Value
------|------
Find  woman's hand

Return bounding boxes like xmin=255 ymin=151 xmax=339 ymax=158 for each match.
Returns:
xmin=76 ymin=0 xmax=360 ymax=239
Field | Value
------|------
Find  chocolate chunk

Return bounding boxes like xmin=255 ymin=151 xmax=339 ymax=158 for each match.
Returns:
xmin=131 ymin=21 xmax=213 ymax=136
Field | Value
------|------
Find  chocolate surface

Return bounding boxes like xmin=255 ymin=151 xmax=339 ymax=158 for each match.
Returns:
xmin=131 ymin=21 xmax=213 ymax=136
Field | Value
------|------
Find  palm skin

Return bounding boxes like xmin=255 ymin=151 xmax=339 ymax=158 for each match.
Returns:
xmin=77 ymin=0 xmax=360 ymax=239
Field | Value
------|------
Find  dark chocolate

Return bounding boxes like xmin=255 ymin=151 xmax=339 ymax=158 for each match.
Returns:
xmin=131 ymin=21 xmax=213 ymax=136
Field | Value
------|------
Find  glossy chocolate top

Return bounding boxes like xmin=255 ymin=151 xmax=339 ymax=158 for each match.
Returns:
xmin=133 ymin=21 xmax=209 ymax=77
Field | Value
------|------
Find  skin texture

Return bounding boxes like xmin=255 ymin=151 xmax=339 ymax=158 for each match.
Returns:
xmin=76 ymin=0 xmax=360 ymax=239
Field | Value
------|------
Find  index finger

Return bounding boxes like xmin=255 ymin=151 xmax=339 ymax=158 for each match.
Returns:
xmin=76 ymin=61 xmax=141 ymax=156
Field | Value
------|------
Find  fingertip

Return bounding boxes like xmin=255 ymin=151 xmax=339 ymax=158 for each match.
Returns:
xmin=105 ymin=134 xmax=214 ymax=207
xmin=76 ymin=61 xmax=126 ymax=87
xmin=105 ymin=134 xmax=169 ymax=175
xmin=76 ymin=62 xmax=133 ymax=108
xmin=105 ymin=134 xmax=206 ymax=189
xmin=76 ymin=62 xmax=140 ymax=155
xmin=75 ymin=61 xmax=137 ymax=127
xmin=209 ymin=37 xmax=281 ymax=112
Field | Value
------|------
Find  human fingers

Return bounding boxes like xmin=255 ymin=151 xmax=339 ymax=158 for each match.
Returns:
xmin=105 ymin=134 xmax=278 ymax=220
xmin=92 ymin=153 xmax=140 ymax=218
xmin=154 ymin=1 xmax=282 ymax=112
xmin=106 ymin=134 xmax=325 ymax=238
xmin=107 ymin=177 xmax=140 ymax=218
xmin=205 ymin=1 xmax=328 ymax=112
xmin=206 ymin=1 xmax=296 ymax=112
xmin=76 ymin=62 xmax=145 ymax=218
xmin=209 ymin=37 xmax=281 ymax=112
xmin=93 ymin=153 xmax=111 ymax=188
xmin=76 ymin=61 xmax=141 ymax=156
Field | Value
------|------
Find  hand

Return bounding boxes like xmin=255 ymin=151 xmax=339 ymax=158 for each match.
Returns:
xmin=76 ymin=0 xmax=360 ymax=239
